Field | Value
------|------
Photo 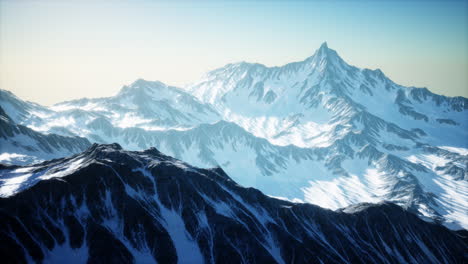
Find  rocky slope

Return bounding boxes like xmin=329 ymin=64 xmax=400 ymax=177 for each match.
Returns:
xmin=0 ymin=144 xmax=466 ymax=263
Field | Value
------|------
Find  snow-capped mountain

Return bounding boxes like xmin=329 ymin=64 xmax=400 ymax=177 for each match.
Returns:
xmin=188 ymin=42 xmax=467 ymax=149
xmin=0 ymin=43 xmax=466 ymax=230
xmin=0 ymin=144 xmax=466 ymax=263
xmin=0 ymin=106 xmax=91 ymax=165
xmin=52 ymin=79 xmax=220 ymax=131
xmin=0 ymin=89 xmax=53 ymax=127
xmin=185 ymin=42 xmax=468 ymax=229
xmin=0 ymin=80 xmax=220 ymax=139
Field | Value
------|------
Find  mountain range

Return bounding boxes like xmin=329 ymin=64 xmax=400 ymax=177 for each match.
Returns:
xmin=0 ymin=42 xmax=467 ymax=232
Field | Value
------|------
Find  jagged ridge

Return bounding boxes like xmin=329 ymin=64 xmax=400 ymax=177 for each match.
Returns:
xmin=0 ymin=144 xmax=466 ymax=263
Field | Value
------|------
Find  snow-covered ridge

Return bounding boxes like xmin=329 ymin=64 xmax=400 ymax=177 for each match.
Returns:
xmin=0 ymin=106 xmax=91 ymax=165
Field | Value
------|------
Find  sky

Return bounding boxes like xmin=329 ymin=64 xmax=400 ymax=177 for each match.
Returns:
xmin=1 ymin=0 xmax=467 ymax=105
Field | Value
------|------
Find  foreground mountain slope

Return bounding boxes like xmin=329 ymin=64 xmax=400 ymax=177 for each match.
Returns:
xmin=0 ymin=107 xmax=91 ymax=165
xmin=0 ymin=144 xmax=466 ymax=263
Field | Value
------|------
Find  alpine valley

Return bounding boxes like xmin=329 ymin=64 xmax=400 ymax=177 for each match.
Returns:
xmin=1 ymin=43 xmax=467 ymax=262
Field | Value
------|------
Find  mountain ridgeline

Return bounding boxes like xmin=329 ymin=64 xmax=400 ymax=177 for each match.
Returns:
xmin=0 ymin=144 xmax=466 ymax=263
xmin=0 ymin=43 xmax=467 ymax=232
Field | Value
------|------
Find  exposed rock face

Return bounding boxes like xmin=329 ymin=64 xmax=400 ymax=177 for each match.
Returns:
xmin=0 ymin=144 xmax=466 ymax=263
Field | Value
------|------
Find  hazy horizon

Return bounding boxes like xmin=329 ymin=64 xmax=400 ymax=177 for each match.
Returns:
xmin=1 ymin=0 xmax=467 ymax=106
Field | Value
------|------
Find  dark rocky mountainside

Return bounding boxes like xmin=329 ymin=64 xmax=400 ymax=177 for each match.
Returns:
xmin=0 ymin=144 xmax=466 ymax=263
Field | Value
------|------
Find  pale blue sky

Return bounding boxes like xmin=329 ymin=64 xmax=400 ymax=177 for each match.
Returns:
xmin=1 ymin=0 xmax=467 ymax=105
